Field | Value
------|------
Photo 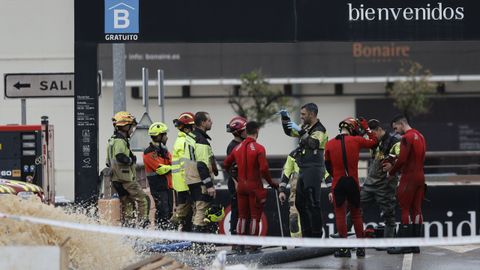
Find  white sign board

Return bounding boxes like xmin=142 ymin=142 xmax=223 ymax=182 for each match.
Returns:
xmin=4 ymin=73 xmax=74 ymax=98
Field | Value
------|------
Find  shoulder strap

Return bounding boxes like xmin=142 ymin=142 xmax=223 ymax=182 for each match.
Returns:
xmin=243 ymin=141 xmax=251 ymax=180
xmin=340 ymin=135 xmax=349 ymax=176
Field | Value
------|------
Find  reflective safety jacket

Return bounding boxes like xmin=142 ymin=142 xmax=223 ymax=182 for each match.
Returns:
xmin=280 ymin=150 xmax=332 ymax=192
xmin=279 ymin=152 xmax=300 ymax=192
xmin=365 ymin=132 xmax=401 ymax=186
xmin=171 ymin=131 xmax=190 ymax=192
xmin=143 ymin=142 xmax=172 ymax=189
xmin=183 ymin=129 xmax=215 ymax=188
xmin=106 ymin=132 xmax=136 ymax=183
xmin=282 ymin=119 xmax=328 ymax=168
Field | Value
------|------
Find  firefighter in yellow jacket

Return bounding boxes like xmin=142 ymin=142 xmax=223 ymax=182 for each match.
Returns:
xmin=279 ymin=149 xmax=332 ymax=238
xmin=106 ymin=111 xmax=149 ymax=227
xmin=170 ymin=112 xmax=195 ymax=231
xmin=278 ymin=150 xmax=302 ymax=237
xmin=183 ymin=111 xmax=217 ymax=233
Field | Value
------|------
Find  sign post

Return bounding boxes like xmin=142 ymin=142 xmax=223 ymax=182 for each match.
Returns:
xmin=4 ymin=73 xmax=74 ymax=98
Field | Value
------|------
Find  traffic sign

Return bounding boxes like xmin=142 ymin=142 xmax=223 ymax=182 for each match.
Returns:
xmin=4 ymin=73 xmax=74 ymax=98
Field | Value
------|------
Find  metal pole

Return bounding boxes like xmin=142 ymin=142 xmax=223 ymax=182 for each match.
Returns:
xmin=112 ymin=44 xmax=126 ymax=113
xmin=21 ymin=99 xmax=26 ymax=124
xmin=97 ymin=70 xmax=103 ymax=97
xmin=274 ymin=189 xmax=288 ymax=250
xmin=142 ymin=67 xmax=149 ymax=114
xmin=157 ymin=69 xmax=165 ymax=123
xmin=41 ymin=116 xmax=52 ymax=204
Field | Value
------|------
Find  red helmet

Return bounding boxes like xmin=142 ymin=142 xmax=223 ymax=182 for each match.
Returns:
xmin=339 ymin=117 xmax=361 ymax=136
xmin=173 ymin=112 xmax=195 ymax=128
xmin=226 ymin=116 xmax=247 ymax=136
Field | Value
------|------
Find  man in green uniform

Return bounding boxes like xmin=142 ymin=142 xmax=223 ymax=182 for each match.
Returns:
xmin=363 ymin=119 xmax=401 ymax=238
xmin=106 ymin=111 xmax=149 ymax=227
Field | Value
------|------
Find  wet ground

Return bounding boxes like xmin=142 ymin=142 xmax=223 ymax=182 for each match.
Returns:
xmin=261 ymin=245 xmax=480 ymax=270
xmin=162 ymin=244 xmax=480 ymax=269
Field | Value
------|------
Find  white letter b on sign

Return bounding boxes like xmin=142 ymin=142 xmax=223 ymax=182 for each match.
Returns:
xmin=114 ymin=9 xmax=130 ymax=29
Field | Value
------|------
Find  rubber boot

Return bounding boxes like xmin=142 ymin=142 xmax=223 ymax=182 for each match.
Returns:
xmin=376 ymin=224 xmax=396 ymax=251
xmin=411 ymin=224 xmax=424 ymax=254
xmin=138 ymin=219 xmax=150 ymax=229
xmin=387 ymin=224 xmax=416 ymax=254
xmin=334 ymin=248 xmax=351 ymax=257
xmin=356 ymin=247 xmax=365 ymax=258
xmin=384 ymin=225 xmax=396 ymax=238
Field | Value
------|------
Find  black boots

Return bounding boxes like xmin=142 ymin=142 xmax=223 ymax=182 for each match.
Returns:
xmin=334 ymin=248 xmax=351 ymax=257
xmin=333 ymin=248 xmax=365 ymax=258
xmin=384 ymin=224 xmax=396 ymax=238
xmin=387 ymin=224 xmax=423 ymax=254
xmin=356 ymin=248 xmax=365 ymax=257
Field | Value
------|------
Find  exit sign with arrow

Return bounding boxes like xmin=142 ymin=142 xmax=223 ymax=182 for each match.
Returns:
xmin=4 ymin=73 xmax=74 ymax=98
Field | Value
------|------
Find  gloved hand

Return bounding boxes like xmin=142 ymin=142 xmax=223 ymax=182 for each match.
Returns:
xmin=269 ymin=182 xmax=279 ymax=190
xmin=210 ymin=156 xmax=219 ymax=176
xmin=207 ymin=186 xmax=216 ymax=198
xmin=278 ymin=192 xmax=287 ymax=204
xmin=230 ymin=164 xmax=238 ymax=178
xmin=130 ymin=155 xmax=137 ymax=165
xmin=287 ymin=121 xmax=301 ymax=132
xmin=279 ymin=109 xmax=290 ymax=119
xmin=358 ymin=117 xmax=369 ymax=132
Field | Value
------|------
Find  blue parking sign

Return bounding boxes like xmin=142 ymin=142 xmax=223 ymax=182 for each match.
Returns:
xmin=104 ymin=0 xmax=139 ymax=34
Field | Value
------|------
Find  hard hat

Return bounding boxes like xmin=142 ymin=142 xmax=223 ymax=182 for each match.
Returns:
xmin=204 ymin=204 xmax=225 ymax=223
xmin=173 ymin=112 xmax=195 ymax=128
xmin=112 ymin=111 xmax=137 ymax=127
xmin=148 ymin=122 xmax=168 ymax=136
xmin=339 ymin=117 xmax=360 ymax=136
xmin=226 ymin=116 xmax=247 ymax=135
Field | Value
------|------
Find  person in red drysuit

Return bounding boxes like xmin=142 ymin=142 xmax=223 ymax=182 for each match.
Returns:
xmin=385 ymin=115 xmax=426 ymax=254
xmin=324 ymin=117 xmax=377 ymax=258
xmin=223 ymin=121 xmax=278 ymax=253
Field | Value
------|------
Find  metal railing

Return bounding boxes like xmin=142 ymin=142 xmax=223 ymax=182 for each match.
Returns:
xmin=215 ymin=150 xmax=480 ymax=184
